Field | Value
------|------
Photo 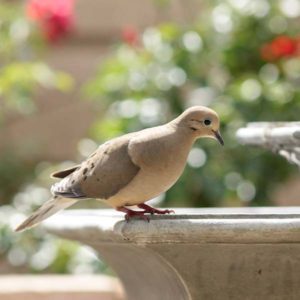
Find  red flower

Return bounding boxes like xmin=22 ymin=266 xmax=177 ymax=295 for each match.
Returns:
xmin=121 ymin=25 xmax=139 ymax=46
xmin=261 ymin=35 xmax=299 ymax=62
xmin=271 ymin=36 xmax=297 ymax=57
xmin=26 ymin=0 xmax=74 ymax=42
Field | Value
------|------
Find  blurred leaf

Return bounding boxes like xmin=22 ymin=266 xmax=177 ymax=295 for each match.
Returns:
xmin=84 ymin=0 xmax=300 ymax=208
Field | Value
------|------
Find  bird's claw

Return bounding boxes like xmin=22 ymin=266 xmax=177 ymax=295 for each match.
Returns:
xmin=125 ymin=211 xmax=150 ymax=222
xmin=119 ymin=205 xmax=174 ymax=223
xmin=150 ymin=208 xmax=175 ymax=215
xmin=137 ymin=204 xmax=175 ymax=215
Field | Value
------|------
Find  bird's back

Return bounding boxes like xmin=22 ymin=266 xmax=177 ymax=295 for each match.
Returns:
xmin=51 ymin=133 xmax=139 ymax=199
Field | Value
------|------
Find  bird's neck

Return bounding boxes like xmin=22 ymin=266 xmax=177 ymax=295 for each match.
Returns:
xmin=168 ymin=121 xmax=199 ymax=144
xmin=164 ymin=123 xmax=198 ymax=160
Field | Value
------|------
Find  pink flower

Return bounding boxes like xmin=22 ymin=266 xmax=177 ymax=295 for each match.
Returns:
xmin=121 ymin=25 xmax=139 ymax=46
xmin=26 ymin=0 xmax=74 ymax=42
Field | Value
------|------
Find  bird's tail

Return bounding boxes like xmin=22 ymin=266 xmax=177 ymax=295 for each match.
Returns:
xmin=15 ymin=196 xmax=77 ymax=232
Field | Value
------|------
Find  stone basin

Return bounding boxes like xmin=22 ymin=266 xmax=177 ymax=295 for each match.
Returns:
xmin=44 ymin=207 xmax=300 ymax=300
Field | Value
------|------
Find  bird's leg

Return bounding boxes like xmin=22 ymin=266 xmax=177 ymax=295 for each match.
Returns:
xmin=116 ymin=207 xmax=149 ymax=222
xmin=137 ymin=203 xmax=175 ymax=215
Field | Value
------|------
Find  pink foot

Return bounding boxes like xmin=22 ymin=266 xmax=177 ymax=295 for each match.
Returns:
xmin=116 ymin=207 xmax=150 ymax=222
xmin=138 ymin=204 xmax=175 ymax=215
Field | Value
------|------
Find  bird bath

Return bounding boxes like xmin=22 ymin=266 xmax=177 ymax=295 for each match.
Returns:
xmin=44 ymin=207 xmax=300 ymax=300
xmin=236 ymin=122 xmax=300 ymax=167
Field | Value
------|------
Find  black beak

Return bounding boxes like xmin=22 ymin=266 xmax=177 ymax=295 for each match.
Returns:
xmin=212 ymin=130 xmax=224 ymax=146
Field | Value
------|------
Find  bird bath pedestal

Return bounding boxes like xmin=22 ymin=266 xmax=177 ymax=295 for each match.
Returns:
xmin=44 ymin=207 xmax=300 ymax=300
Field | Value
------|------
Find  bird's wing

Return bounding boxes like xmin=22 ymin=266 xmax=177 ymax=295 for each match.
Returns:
xmin=51 ymin=134 xmax=140 ymax=200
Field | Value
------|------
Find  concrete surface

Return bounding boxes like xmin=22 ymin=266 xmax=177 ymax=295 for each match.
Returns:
xmin=44 ymin=207 xmax=300 ymax=300
xmin=236 ymin=122 xmax=300 ymax=167
xmin=0 ymin=274 xmax=124 ymax=300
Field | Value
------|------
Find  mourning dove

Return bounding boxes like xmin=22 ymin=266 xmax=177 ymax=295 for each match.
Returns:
xmin=15 ymin=106 xmax=223 ymax=231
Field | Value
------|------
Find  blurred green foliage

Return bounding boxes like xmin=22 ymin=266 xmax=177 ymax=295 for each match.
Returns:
xmin=0 ymin=1 xmax=79 ymax=275
xmin=0 ymin=1 xmax=73 ymax=204
xmin=0 ymin=2 xmax=72 ymax=218
xmin=86 ymin=0 xmax=300 ymax=207
xmin=1 ymin=0 xmax=300 ymax=275
xmin=0 ymin=152 xmax=35 ymax=205
xmin=0 ymin=2 xmax=72 ymax=121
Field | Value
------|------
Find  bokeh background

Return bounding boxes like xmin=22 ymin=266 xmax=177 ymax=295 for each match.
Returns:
xmin=1 ymin=0 xmax=300 ymax=276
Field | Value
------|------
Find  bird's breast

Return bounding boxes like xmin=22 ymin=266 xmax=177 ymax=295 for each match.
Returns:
xmin=107 ymin=165 xmax=184 ymax=207
xmin=107 ymin=136 xmax=192 ymax=208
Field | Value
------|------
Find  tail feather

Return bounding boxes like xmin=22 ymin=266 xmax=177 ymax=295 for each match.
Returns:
xmin=15 ymin=197 xmax=77 ymax=232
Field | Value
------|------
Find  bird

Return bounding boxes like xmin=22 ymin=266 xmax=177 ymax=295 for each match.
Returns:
xmin=15 ymin=106 xmax=224 ymax=231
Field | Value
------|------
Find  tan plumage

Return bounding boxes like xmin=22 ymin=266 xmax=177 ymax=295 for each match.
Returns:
xmin=16 ymin=106 xmax=223 ymax=231
xmin=15 ymin=197 xmax=77 ymax=232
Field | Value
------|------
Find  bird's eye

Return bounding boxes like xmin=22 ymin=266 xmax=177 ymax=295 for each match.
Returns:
xmin=204 ymin=119 xmax=211 ymax=126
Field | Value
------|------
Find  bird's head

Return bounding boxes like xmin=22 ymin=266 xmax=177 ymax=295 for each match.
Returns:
xmin=174 ymin=106 xmax=224 ymax=145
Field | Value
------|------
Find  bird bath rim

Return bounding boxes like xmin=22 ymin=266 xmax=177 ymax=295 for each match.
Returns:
xmin=43 ymin=207 xmax=300 ymax=245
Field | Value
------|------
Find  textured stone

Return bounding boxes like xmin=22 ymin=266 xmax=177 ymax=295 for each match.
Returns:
xmin=44 ymin=207 xmax=300 ymax=300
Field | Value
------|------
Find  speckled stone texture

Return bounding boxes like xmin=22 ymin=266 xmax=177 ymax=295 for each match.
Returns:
xmin=44 ymin=207 xmax=300 ymax=300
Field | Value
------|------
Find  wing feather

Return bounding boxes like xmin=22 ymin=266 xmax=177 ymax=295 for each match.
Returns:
xmin=51 ymin=165 xmax=79 ymax=179
xmin=51 ymin=135 xmax=140 ymax=200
